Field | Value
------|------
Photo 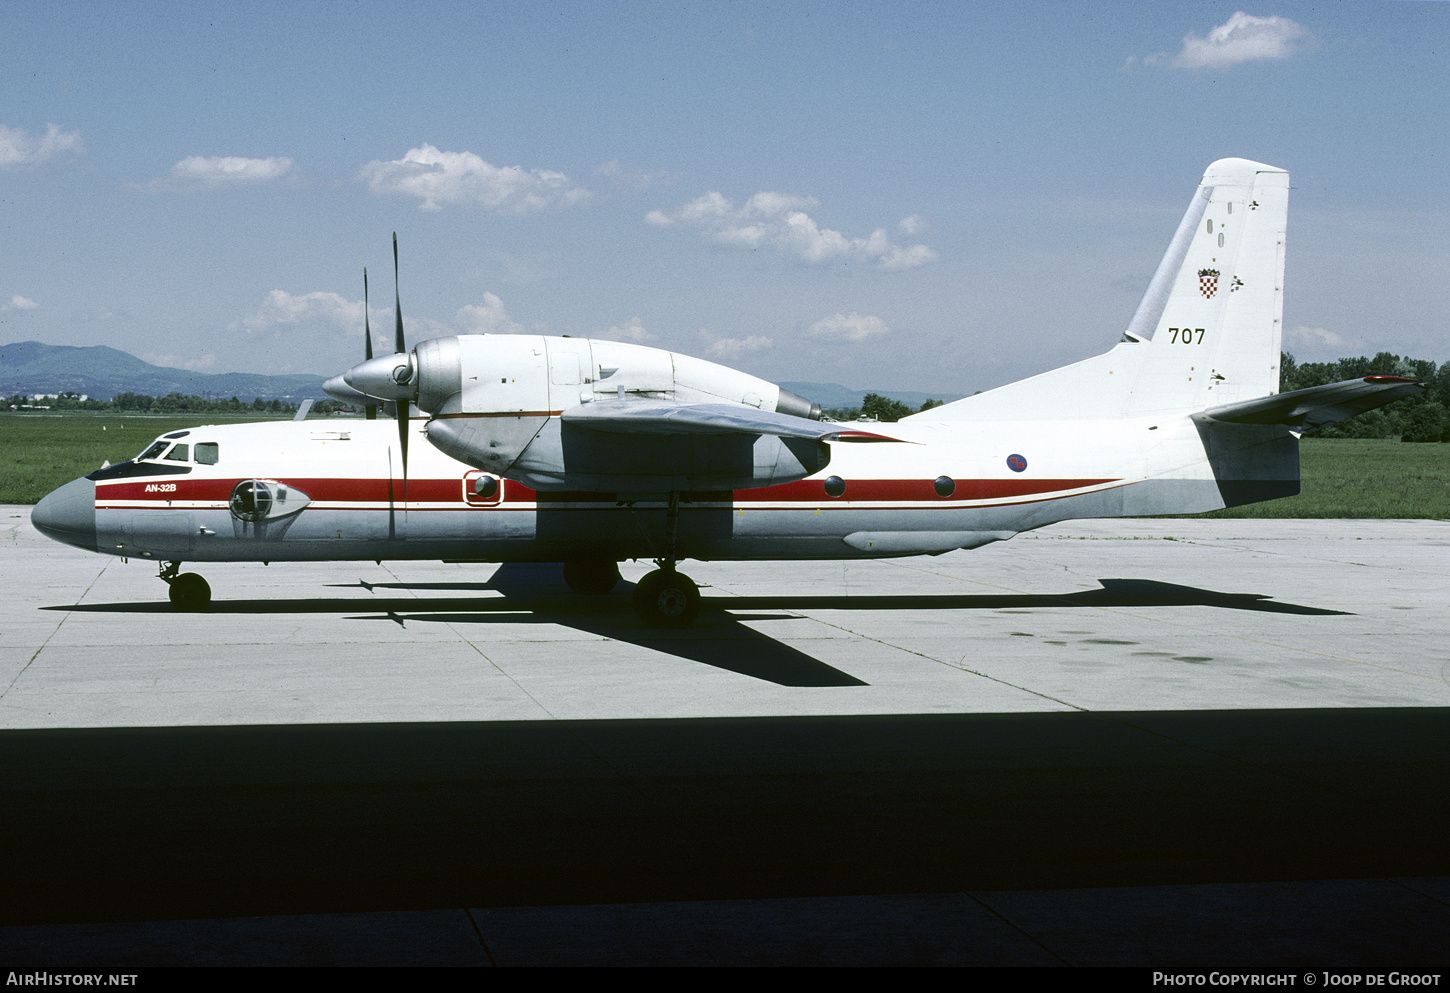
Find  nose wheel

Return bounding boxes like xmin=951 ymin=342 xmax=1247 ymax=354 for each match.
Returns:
xmin=160 ymin=562 xmax=211 ymax=612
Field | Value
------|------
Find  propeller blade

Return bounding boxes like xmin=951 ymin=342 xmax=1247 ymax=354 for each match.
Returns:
xmin=393 ymin=232 xmax=405 ymax=356
xmin=398 ymin=398 xmax=410 ymax=500
xmin=363 ymin=268 xmax=376 ymax=419
xmin=393 ymin=233 xmax=409 ymax=502
xmin=363 ymin=268 xmax=373 ymax=360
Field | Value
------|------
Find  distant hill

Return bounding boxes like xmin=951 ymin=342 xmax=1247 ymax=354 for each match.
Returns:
xmin=778 ymin=382 xmax=967 ymax=411
xmin=0 ymin=341 xmax=329 ymax=402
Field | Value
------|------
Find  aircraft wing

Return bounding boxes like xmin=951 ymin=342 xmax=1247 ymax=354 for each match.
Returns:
xmin=561 ymin=399 xmax=902 ymax=441
xmin=1199 ymin=376 xmax=1423 ymax=432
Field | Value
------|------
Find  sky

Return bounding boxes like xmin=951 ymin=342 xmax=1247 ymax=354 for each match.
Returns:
xmin=1 ymin=1 xmax=1447 ymax=395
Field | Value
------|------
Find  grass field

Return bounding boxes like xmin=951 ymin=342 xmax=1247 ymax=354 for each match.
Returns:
xmin=0 ymin=412 xmax=304 ymax=505
xmin=3 ymin=413 xmax=1447 ymax=517
xmin=1198 ymin=438 xmax=1450 ymax=519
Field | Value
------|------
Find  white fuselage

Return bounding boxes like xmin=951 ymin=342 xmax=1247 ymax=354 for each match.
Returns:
xmin=77 ymin=410 xmax=1243 ymax=566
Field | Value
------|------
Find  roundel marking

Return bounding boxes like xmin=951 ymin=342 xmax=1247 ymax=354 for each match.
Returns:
xmin=1006 ymin=454 xmax=1028 ymax=473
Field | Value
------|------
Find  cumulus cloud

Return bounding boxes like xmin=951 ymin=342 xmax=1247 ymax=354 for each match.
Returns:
xmin=455 ymin=293 xmax=524 ymax=335
xmin=1144 ymin=11 xmax=1308 ymax=69
xmin=167 ymin=155 xmax=294 ymax=187
xmin=236 ymin=287 xmax=534 ymax=353
xmin=708 ymin=334 xmax=774 ymax=359
xmin=597 ymin=317 xmax=655 ymax=343
xmin=360 ymin=144 xmax=590 ymax=213
xmin=647 ymin=191 xmax=937 ymax=270
xmin=3 ymin=295 xmax=40 ymax=311
xmin=0 ymin=123 xmax=84 ymax=167
xmin=808 ymin=312 xmax=888 ymax=342
xmin=240 ymin=289 xmax=365 ymax=337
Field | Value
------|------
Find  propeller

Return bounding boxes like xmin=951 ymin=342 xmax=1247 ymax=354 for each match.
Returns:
xmin=362 ymin=268 xmax=376 ymax=420
xmin=326 ymin=234 xmax=417 ymax=504
xmin=392 ymin=233 xmax=410 ymax=497
xmin=320 ymin=266 xmax=389 ymax=415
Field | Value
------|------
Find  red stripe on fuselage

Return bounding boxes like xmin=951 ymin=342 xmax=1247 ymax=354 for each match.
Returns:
xmin=96 ymin=475 xmax=1118 ymax=507
xmin=735 ymin=478 xmax=1117 ymax=502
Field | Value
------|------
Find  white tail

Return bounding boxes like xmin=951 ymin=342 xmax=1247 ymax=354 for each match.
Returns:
xmin=924 ymin=158 xmax=1289 ymax=422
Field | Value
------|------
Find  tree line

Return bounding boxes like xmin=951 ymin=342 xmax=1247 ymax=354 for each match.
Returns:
xmin=1282 ymin=352 xmax=1450 ymax=442
xmin=4 ymin=391 xmax=350 ymax=415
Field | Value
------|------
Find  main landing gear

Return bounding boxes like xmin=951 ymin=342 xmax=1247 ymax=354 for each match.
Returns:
xmin=632 ymin=565 xmax=700 ymax=629
xmin=562 ymin=556 xmax=699 ymax=628
xmin=629 ymin=491 xmax=701 ymax=629
xmin=562 ymin=492 xmax=703 ymax=629
xmin=160 ymin=561 xmax=211 ymax=612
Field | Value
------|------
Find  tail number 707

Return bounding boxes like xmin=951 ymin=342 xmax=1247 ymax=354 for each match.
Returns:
xmin=1169 ymin=327 xmax=1206 ymax=344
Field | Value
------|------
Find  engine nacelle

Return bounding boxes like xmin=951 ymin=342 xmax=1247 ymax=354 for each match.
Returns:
xmin=411 ymin=334 xmax=825 ymax=492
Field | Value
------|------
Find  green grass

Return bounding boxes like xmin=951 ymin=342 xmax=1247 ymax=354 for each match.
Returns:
xmin=1195 ymin=438 xmax=1450 ymax=519
xmin=0 ymin=412 xmax=312 ymax=504
xmin=4 ymin=414 xmax=1447 ymax=517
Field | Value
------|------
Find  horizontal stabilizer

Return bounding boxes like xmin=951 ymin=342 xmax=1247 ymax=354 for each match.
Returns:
xmin=562 ymin=400 xmax=902 ymax=441
xmin=1199 ymin=376 xmax=1422 ymax=431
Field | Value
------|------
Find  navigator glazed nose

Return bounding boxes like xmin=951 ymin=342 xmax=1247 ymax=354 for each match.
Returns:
xmin=31 ymin=476 xmax=98 ymax=552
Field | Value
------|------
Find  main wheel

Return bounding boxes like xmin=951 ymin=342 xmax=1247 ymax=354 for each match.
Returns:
xmin=632 ymin=569 xmax=700 ymax=629
xmin=168 ymin=573 xmax=211 ymax=612
xmin=562 ymin=558 xmax=621 ymax=595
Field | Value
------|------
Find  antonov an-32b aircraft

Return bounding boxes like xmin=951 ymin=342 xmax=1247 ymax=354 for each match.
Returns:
xmin=32 ymin=159 xmax=1421 ymax=627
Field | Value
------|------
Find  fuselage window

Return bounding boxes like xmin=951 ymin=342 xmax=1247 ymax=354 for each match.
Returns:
xmin=164 ymin=443 xmax=190 ymax=462
xmin=195 ymin=443 xmax=219 ymax=465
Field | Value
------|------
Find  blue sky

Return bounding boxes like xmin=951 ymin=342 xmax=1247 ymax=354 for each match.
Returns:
xmin=2 ymin=1 xmax=1447 ymax=394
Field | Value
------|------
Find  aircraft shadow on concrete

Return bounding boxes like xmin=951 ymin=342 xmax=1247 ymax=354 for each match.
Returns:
xmin=47 ymin=570 xmax=1346 ymax=688
xmin=346 ymin=563 xmax=866 ymax=687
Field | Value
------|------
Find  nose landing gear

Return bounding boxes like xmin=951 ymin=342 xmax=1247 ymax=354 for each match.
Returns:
xmin=160 ymin=561 xmax=211 ymax=612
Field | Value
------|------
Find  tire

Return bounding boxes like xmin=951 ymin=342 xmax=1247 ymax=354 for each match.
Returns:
xmin=562 ymin=558 xmax=621 ymax=595
xmin=168 ymin=573 xmax=212 ymax=612
xmin=632 ymin=569 xmax=700 ymax=629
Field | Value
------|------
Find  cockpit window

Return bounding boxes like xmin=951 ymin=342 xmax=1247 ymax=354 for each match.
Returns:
xmin=195 ymin=443 xmax=219 ymax=465
xmin=164 ymin=443 xmax=190 ymax=462
xmin=138 ymin=441 xmax=169 ymax=461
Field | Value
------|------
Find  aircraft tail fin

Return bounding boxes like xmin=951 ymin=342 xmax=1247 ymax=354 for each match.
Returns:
xmin=921 ymin=158 xmax=1289 ymax=422
xmin=1122 ymin=157 xmax=1289 ymax=415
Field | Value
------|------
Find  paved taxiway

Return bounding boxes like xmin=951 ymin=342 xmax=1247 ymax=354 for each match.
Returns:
xmin=5 ymin=512 xmax=1448 ymax=726
xmin=2 ymin=509 xmax=1448 ymax=965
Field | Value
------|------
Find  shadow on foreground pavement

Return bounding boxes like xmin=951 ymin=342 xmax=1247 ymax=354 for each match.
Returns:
xmin=2 ymin=707 xmax=1448 ymax=964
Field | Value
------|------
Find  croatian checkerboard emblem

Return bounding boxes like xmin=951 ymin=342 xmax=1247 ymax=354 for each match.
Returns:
xmin=1006 ymin=454 xmax=1027 ymax=473
xmin=1198 ymin=268 xmax=1220 ymax=299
